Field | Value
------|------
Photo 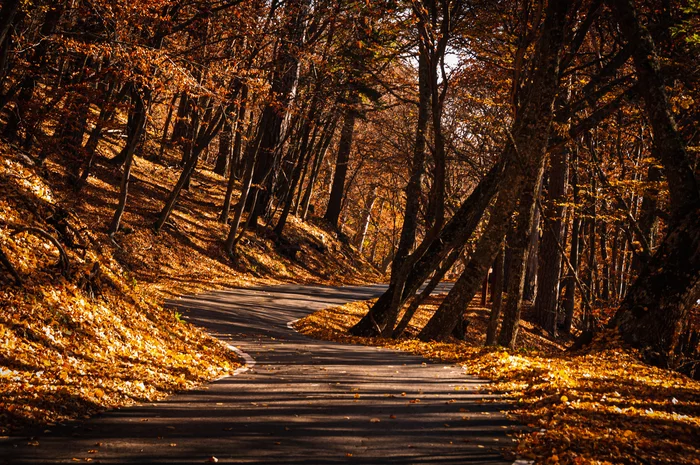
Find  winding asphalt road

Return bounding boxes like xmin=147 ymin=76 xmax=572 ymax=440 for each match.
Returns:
xmin=1 ymin=284 xmax=520 ymax=464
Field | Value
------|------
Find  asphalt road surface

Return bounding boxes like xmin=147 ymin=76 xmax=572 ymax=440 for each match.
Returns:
xmin=1 ymin=284 xmax=521 ymax=464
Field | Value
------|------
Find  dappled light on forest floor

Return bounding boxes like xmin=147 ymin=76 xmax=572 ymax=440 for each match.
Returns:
xmin=294 ymin=297 xmax=700 ymax=465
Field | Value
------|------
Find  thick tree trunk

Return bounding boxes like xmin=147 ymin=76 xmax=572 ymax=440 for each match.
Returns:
xmin=611 ymin=208 xmax=700 ymax=367
xmin=497 ymin=162 xmax=547 ymax=348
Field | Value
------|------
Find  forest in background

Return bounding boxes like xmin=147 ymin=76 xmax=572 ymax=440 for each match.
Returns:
xmin=0 ymin=0 xmax=699 ymax=433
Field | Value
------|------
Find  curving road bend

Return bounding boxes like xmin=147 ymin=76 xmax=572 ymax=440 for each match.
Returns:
xmin=1 ymin=284 xmax=521 ymax=464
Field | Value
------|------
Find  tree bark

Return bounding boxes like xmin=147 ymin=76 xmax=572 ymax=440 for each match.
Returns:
xmin=108 ymin=88 xmax=145 ymax=235
xmin=214 ymin=117 xmax=233 ymax=176
xmin=486 ymin=242 xmax=506 ymax=345
xmin=355 ymin=185 xmax=378 ymax=254
xmin=220 ymin=85 xmax=249 ymax=223
xmin=323 ymin=91 xmax=358 ymax=229
xmin=534 ymin=143 xmax=569 ymax=334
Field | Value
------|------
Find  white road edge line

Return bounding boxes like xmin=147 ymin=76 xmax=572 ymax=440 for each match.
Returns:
xmin=215 ymin=343 xmax=256 ymax=380
xmin=287 ymin=318 xmax=300 ymax=331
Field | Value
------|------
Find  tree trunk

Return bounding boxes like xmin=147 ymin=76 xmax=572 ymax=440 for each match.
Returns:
xmin=534 ymin=143 xmax=569 ymax=335
xmin=214 ymin=117 xmax=233 ymax=176
xmin=220 ymin=86 xmax=249 ymax=223
xmin=355 ymin=186 xmax=378 ymax=254
xmin=497 ymin=161 xmax=547 ymax=348
xmin=154 ymin=107 xmax=226 ymax=231
xmin=323 ymin=92 xmax=358 ymax=229
xmin=350 ymin=158 xmax=506 ymax=337
xmin=248 ymin=0 xmax=309 ymax=225
xmin=108 ymin=89 xmax=145 ymax=235
xmin=301 ymin=112 xmax=338 ymax=220
xmin=522 ymin=200 xmax=541 ymax=302
xmin=486 ymin=242 xmax=506 ymax=345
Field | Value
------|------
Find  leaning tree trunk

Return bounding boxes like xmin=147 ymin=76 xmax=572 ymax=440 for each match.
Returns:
xmin=350 ymin=158 xmax=506 ymax=337
xmin=220 ymin=84 xmax=249 ymax=223
xmin=418 ymin=0 xmax=572 ymax=344
xmin=154 ymin=107 xmax=226 ymax=232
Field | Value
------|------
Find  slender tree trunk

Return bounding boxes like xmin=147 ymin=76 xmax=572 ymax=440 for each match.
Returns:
xmin=108 ymin=89 xmax=145 ymax=235
xmin=355 ymin=186 xmax=378 ymax=254
xmin=522 ymin=200 xmax=541 ymax=302
xmin=220 ymin=85 xmax=249 ymax=223
xmin=248 ymin=0 xmax=309 ymax=225
xmin=323 ymin=92 xmax=358 ymax=229
xmin=534 ymin=143 xmax=569 ymax=334
xmin=155 ymin=92 xmax=178 ymax=162
xmin=301 ymin=113 xmax=338 ymax=220
xmin=154 ymin=107 xmax=226 ymax=231
xmin=486 ymin=242 xmax=506 ymax=345
xmin=225 ymin=121 xmax=263 ymax=254
xmin=393 ymin=245 xmax=463 ymax=338
xmin=214 ymin=117 xmax=233 ymax=176
xmin=563 ymin=147 xmax=582 ymax=334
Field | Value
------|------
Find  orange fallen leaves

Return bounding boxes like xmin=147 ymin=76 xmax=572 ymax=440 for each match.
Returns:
xmin=294 ymin=298 xmax=700 ymax=465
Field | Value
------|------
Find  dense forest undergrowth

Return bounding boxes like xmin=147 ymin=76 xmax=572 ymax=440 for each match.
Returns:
xmin=295 ymin=295 xmax=700 ymax=464
xmin=0 ymin=133 xmax=379 ymax=434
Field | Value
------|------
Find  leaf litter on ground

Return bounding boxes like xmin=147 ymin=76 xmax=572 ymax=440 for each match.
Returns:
xmin=293 ymin=296 xmax=700 ymax=465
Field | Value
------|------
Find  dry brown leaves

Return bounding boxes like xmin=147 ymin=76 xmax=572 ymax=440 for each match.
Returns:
xmin=294 ymin=297 xmax=700 ymax=465
xmin=0 ymin=154 xmax=242 ymax=433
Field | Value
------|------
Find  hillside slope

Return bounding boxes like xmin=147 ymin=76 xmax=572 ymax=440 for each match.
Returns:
xmin=0 ymin=138 xmax=381 ymax=434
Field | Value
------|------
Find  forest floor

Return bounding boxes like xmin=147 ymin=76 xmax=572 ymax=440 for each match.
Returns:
xmin=0 ymin=136 xmax=380 ymax=435
xmin=294 ymin=295 xmax=700 ymax=465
